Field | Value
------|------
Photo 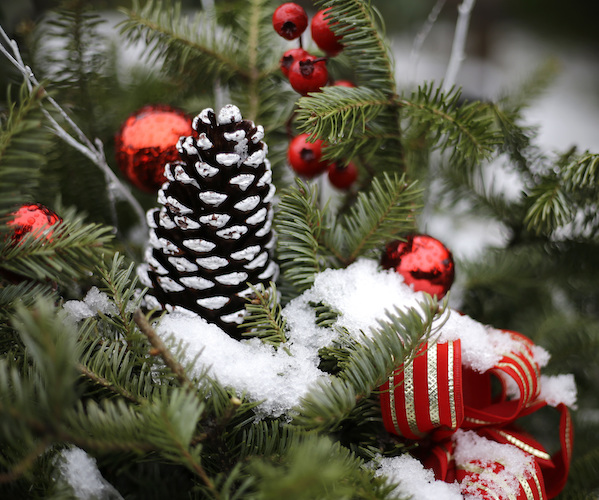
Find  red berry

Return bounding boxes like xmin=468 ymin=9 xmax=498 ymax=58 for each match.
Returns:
xmin=381 ymin=235 xmax=455 ymax=299
xmin=287 ymin=133 xmax=329 ymax=178
xmin=333 ymin=80 xmax=355 ymax=87
xmin=328 ymin=162 xmax=358 ymax=189
xmin=8 ymin=203 xmax=62 ymax=244
xmin=288 ymin=56 xmax=328 ymax=95
xmin=280 ymin=48 xmax=309 ymax=77
xmin=272 ymin=3 xmax=308 ymax=40
xmin=311 ymin=8 xmax=344 ymax=56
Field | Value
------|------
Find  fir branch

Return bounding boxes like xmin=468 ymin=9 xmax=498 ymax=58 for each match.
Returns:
xmin=341 ymin=173 xmax=421 ymax=262
xmin=0 ymin=25 xmax=146 ymax=228
xmin=275 ymin=179 xmax=341 ymax=293
xmin=120 ymin=0 xmax=248 ymax=83
xmin=296 ymin=86 xmax=391 ymax=144
xmin=524 ymin=177 xmax=572 ymax=235
xmin=314 ymin=0 xmax=396 ymax=96
xmin=400 ymin=83 xmax=500 ymax=168
xmin=0 ymin=83 xmax=49 ymax=215
xmin=241 ymin=282 xmax=288 ymax=347
xmin=0 ymin=209 xmax=114 ymax=285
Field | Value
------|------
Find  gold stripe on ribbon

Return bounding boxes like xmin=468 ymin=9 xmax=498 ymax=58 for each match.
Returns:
xmin=447 ymin=341 xmax=458 ymax=429
xmin=497 ymin=430 xmax=551 ymax=461
xmin=387 ymin=375 xmax=402 ymax=436
xmin=404 ymin=359 xmax=423 ymax=437
xmin=427 ymin=343 xmax=441 ymax=427
xmin=517 ymin=473 xmax=536 ymax=500
xmin=497 ymin=358 xmax=530 ymax=403
xmin=502 ymin=351 xmax=536 ymax=402
xmin=530 ymin=466 xmax=544 ymax=499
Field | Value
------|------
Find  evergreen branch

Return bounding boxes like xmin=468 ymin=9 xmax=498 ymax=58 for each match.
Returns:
xmin=0 ymin=25 xmax=146 ymax=228
xmin=0 ymin=210 xmax=114 ymax=285
xmin=294 ymin=297 xmax=445 ymax=432
xmin=119 ymin=0 xmax=248 ymax=83
xmin=134 ymin=309 xmax=193 ymax=390
xmin=77 ymin=362 xmax=140 ymax=404
xmin=524 ymin=178 xmax=572 ymax=235
xmin=342 ymin=173 xmax=421 ymax=262
xmin=400 ymin=83 xmax=500 ymax=167
xmin=0 ymin=441 xmax=49 ymax=484
xmin=241 ymin=282 xmax=288 ymax=347
xmin=296 ymin=86 xmax=391 ymax=144
xmin=314 ymin=0 xmax=396 ymax=96
xmin=0 ymin=83 xmax=49 ymax=215
xmin=275 ymin=179 xmax=341 ymax=293
xmin=563 ymin=152 xmax=599 ymax=189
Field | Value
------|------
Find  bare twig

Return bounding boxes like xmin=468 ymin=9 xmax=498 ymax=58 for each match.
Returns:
xmin=443 ymin=0 xmax=477 ymax=92
xmin=409 ymin=0 xmax=446 ymax=84
xmin=0 ymin=24 xmax=146 ymax=229
xmin=133 ymin=309 xmax=193 ymax=390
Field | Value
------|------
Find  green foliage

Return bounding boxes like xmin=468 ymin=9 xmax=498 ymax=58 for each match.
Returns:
xmin=241 ymin=282 xmax=288 ymax=347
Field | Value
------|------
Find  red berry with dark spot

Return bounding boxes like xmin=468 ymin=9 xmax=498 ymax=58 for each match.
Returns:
xmin=311 ymin=8 xmax=344 ymax=56
xmin=272 ymin=3 xmax=308 ymax=40
xmin=280 ymin=47 xmax=309 ymax=77
xmin=328 ymin=161 xmax=358 ymax=189
xmin=287 ymin=133 xmax=329 ymax=178
xmin=8 ymin=203 xmax=62 ymax=244
xmin=288 ymin=56 xmax=328 ymax=95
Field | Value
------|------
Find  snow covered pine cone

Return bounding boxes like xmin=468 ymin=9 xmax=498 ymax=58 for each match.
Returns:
xmin=138 ymin=104 xmax=278 ymax=339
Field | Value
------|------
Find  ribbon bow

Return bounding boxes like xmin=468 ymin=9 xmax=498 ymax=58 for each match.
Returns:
xmin=379 ymin=331 xmax=573 ymax=499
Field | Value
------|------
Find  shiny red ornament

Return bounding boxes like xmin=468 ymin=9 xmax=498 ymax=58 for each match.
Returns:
xmin=272 ymin=2 xmax=308 ymax=40
xmin=8 ymin=203 xmax=62 ymax=244
xmin=311 ymin=8 xmax=344 ymax=56
xmin=381 ymin=234 xmax=454 ymax=298
xmin=115 ymin=105 xmax=193 ymax=192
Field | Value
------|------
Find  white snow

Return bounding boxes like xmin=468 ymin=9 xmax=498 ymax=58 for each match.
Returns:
xmin=63 ymin=286 xmax=117 ymax=322
xmin=55 ymin=447 xmax=123 ymax=500
xmin=540 ymin=374 xmax=578 ymax=409
xmin=371 ymin=454 xmax=462 ymax=500
xmin=453 ymin=430 xmax=536 ymax=499
xmin=217 ymin=104 xmax=242 ymax=125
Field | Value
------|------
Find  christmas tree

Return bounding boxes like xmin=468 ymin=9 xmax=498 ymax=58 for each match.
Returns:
xmin=0 ymin=0 xmax=597 ymax=498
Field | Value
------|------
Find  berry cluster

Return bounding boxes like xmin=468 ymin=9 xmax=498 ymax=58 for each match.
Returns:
xmin=272 ymin=3 xmax=358 ymax=190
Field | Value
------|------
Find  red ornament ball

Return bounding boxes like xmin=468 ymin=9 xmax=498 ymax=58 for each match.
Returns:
xmin=115 ymin=105 xmax=193 ymax=192
xmin=8 ymin=203 xmax=62 ymax=244
xmin=288 ymin=55 xmax=329 ymax=95
xmin=311 ymin=8 xmax=344 ymax=56
xmin=381 ymin=234 xmax=455 ymax=299
xmin=328 ymin=161 xmax=358 ymax=189
xmin=287 ymin=133 xmax=329 ymax=178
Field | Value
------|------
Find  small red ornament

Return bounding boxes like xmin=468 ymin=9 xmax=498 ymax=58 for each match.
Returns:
xmin=381 ymin=234 xmax=454 ymax=298
xmin=287 ymin=133 xmax=329 ymax=178
xmin=288 ymin=56 xmax=328 ymax=95
xmin=327 ymin=161 xmax=358 ymax=189
xmin=272 ymin=3 xmax=308 ymax=40
xmin=280 ymin=47 xmax=309 ymax=77
xmin=115 ymin=105 xmax=193 ymax=192
xmin=333 ymin=80 xmax=355 ymax=87
xmin=8 ymin=203 xmax=62 ymax=244
xmin=311 ymin=8 xmax=344 ymax=56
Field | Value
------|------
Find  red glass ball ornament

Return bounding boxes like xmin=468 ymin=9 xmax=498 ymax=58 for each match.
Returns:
xmin=288 ymin=56 xmax=328 ymax=95
xmin=115 ymin=105 xmax=193 ymax=192
xmin=381 ymin=234 xmax=455 ymax=298
xmin=272 ymin=3 xmax=308 ymax=40
xmin=328 ymin=161 xmax=358 ymax=189
xmin=287 ymin=133 xmax=329 ymax=178
xmin=311 ymin=8 xmax=344 ymax=56
xmin=280 ymin=47 xmax=309 ymax=77
xmin=8 ymin=203 xmax=62 ymax=244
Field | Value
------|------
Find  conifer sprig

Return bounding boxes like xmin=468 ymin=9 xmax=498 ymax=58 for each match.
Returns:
xmin=241 ymin=282 xmax=288 ymax=347
xmin=0 ymin=209 xmax=114 ymax=285
xmin=0 ymin=83 xmax=49 ymax=216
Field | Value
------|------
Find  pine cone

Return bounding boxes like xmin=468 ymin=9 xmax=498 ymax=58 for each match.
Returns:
xmin=138 ymin=104 xmax=278 ymax=339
